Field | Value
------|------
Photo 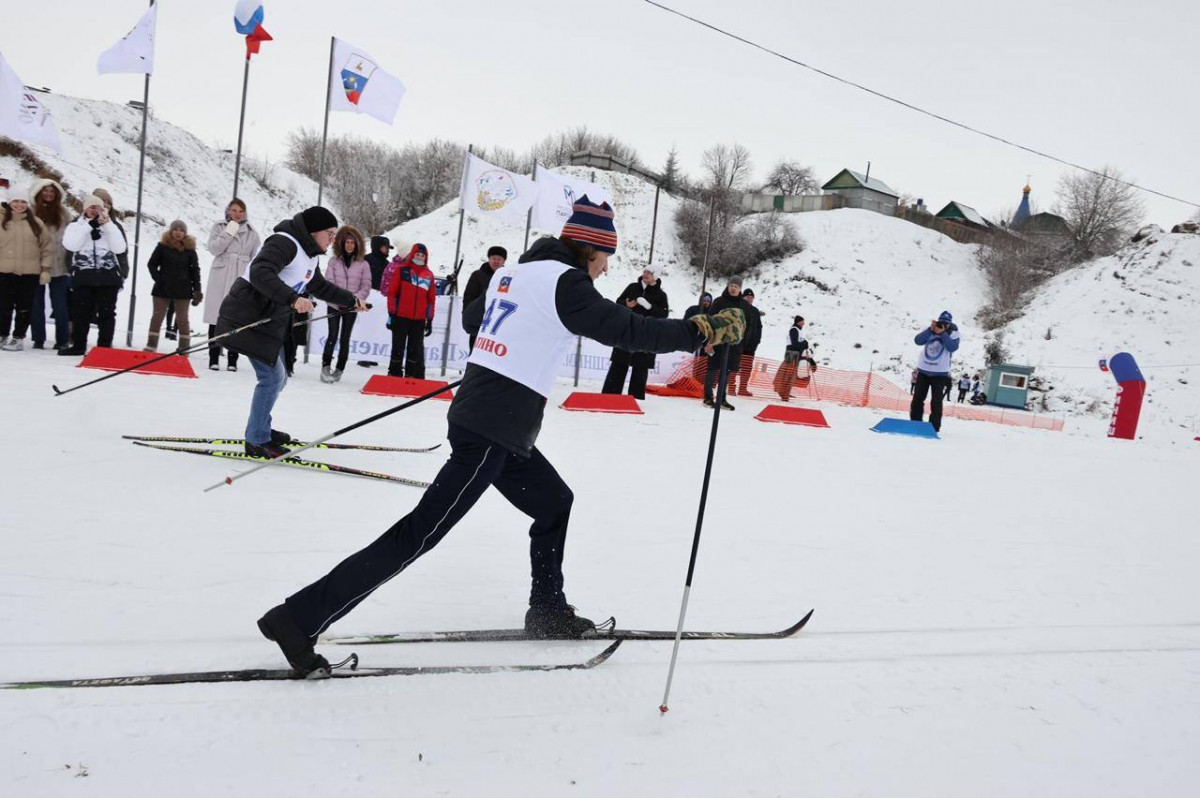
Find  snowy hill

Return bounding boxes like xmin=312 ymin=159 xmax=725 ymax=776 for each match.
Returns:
xmin=998 ymin=229 xmax=1200 ymax=436
xmin=0 ymin=91 xmax=327 ymax=326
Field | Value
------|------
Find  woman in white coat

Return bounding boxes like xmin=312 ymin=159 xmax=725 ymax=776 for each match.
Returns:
xmin=205 ymin=198 xmax=261 ymax=372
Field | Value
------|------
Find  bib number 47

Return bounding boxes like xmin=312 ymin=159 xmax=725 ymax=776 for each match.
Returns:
xmin=479 ymin=299 xmax=518 ymax=335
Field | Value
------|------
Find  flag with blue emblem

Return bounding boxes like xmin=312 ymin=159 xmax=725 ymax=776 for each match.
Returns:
xmin=329 ymin=38 xmax=406 ymax=124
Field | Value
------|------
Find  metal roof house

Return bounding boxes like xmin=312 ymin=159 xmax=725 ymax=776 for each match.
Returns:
xmin=821 ymin=169 xmax=899 ymax=215
xmin=936 ymin=201 xmax=990 ymax=231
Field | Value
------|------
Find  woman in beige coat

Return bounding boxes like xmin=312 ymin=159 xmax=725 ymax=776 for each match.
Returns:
xmin=0 ymin=191 xmax=53 ymax=351
xmin=29 ymin=179 xmax=72 ymax=349
xmin=205 ymin=198 xmax=261 ymax=371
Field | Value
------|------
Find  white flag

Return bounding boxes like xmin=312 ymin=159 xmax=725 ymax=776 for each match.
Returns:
xmin=98 ymin=4 xmax=157 ymax=75
xmin=531 ymin=168 xmax=612 ymax=235
xmin=329 ymin=38 xmax=406 ymax=125
xmin=0 ymin=52 xmax=61 ymax=153
xmin=459 ymin=153 xmax=539 ymax=226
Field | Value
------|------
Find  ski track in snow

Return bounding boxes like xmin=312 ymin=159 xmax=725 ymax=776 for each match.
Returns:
xmin=2 ymin=345 xmax=1198 ymax=797
xmin=1 ymin=91 xmax=1198 ymax=795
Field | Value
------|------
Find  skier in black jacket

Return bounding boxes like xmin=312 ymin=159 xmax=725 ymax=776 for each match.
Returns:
xmin=704 ymin=277 xmax=750 ymax=409
xmin=258 ymin=197 xmax=746 ymax=677
xmin=601 ymin=266 xmax=668 ymax=399
xmin=461 ymin=245 xmax=507 ymax=350
xmin=217 ymin=207 xmax=366 ymax=459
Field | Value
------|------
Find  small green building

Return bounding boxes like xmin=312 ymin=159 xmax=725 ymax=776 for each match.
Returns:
xmin=983 ymin=363 xmax=1035 ymax=409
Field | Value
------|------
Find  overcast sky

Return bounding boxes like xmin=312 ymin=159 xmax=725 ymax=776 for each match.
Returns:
xmin=6 ymin=0 xmax=1198 ymax=226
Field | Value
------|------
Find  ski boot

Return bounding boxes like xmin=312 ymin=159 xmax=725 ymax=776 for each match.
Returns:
xmin=257 ymin=604 xmax=331 ymax=678
xmin=524 ymin=604 xmax=597 ymax=639
xmin=245 ymin=440 xmax=290 ymax=459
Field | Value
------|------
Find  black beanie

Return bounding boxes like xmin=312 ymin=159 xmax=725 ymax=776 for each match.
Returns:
xmin=300 ymin=206 xmax=338 ymax=233
xmin=487 ymin=245 xmax=508 ymax=259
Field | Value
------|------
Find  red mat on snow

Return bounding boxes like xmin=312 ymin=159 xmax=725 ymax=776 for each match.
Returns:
xmin=560 ymin=392 xmax=644 ymax=414
xmin=78 ymin=347 xmax=197 ymax=378
xmin=360 ymin=375 xmax=454 ymax=401
xmin=754 ymin=404 xmax=830 ymax=428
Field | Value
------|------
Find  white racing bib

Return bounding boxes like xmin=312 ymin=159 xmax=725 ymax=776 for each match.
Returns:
xmin=242 ymin=231 xmax=317 ymax=294
xmin=467 ymin=260 xmax=574 ymax=397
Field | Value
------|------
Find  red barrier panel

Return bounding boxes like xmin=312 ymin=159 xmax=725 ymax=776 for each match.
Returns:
xmin=78 ymin=347 xmax=197 ymax=379
xmin=649 ymin=355 xmax=1064 ymax=432
xmin=361 ymin=375 xmax=453 ymax=401
xmin=755 ymin=405 xmax=830 ymax=428
xmin=561 ymin=392 xmax=644 ymax=414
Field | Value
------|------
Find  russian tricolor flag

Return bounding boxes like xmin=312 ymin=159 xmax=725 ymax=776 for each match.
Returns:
xmin=234 ymin=1 xmax=272 ymax=58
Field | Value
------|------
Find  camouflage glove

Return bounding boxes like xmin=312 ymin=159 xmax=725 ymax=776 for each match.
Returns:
xmin=689 ymin=308 xmax=745 ymax=346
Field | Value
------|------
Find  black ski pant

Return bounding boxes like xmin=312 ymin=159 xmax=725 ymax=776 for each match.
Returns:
xmin=957 ymin=388 xmax=968 ymax=403
xmin=601 ymin=350 xmax=649 ymax=400
xmin=704 ymin=344 xmax=740 ymax=402
xmin=322 ymin=312 xmax=357 ymax=370
xmin=284 ymin=423 xmax=575 ymax=638
xmin=70 ymin=283 xmax=119 ymax=349
xmin=0 ymin=273 xmax=39 ymax=339
xmin=388 ymin=317 xmax=426 ymax=378
xmin=910 ymin=371 xmax=953 ymax=431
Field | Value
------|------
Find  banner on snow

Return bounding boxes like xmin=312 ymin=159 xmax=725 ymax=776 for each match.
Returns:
xmin=458 ymin=153 xmax=539 ymax=226
xmin=329 ymin=38 xmax=406 ymax=125
xmin=308 ymin=291 xmax=692 ymax=387
xmin=530 ymin=168 xmax=611 ymax=236
xmin=97 ymin=4 xmax=157 ymax=75
xmin=0 ymin=53 xmax=61 ymax=153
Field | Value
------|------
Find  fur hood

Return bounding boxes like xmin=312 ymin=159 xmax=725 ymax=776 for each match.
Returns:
xmin=333 ymin=225 xmax=366 ymax=262
xmin=159 ymin=231 xmax=197 ymax=251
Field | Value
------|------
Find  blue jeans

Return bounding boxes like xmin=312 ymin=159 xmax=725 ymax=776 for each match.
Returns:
xmin=246 ymin=348 xmax=288 ymax=445
xmin=31 ymin=275 xmax=71 ymax=347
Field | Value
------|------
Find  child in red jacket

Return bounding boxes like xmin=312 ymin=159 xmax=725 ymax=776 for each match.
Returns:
xmin=381 ymin=243 xmax=435 ymax=378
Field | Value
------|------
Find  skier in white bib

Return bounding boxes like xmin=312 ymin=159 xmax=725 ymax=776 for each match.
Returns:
xmin=258 ymin=197 xmax=747 ymax=677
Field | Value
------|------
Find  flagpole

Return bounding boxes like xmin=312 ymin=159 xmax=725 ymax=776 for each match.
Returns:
xmin=648 ymin=184 xmax=661 ymax=265
xmin=316 ymin=36 xmax=335 ymax=205
xmin=523 ymin=162 xmax=537 ymax=251
xmin=232 ymin=55 xmax=250 ymax=200
xmin=442 ymin=145 xmax=472 ymax=377
xmin=124 ymin=66 xmax=152 ymax=348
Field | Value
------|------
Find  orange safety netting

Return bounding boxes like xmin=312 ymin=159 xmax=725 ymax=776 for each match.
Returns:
xmin=647 ymin=355 xmax=1065 ymax=432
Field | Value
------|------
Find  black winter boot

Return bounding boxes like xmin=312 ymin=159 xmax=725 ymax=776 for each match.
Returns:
xmin=524 ymin=604 xmax=597 ymax=639
xmin=257 ymin=604 xmax=330 ymax=678
xmin=245 ymin=441 xmax=290 ymax=459
xmin=270 ymin=429 xmax=293 ymax=445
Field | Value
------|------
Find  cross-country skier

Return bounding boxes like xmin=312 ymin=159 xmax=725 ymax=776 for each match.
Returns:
xmin=216 ymin=206 xmax=368 ymax=458
xmin=257 ymin=196 xmax=746 ymax=677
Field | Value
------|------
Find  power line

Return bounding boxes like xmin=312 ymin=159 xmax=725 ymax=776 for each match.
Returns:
xmin=641 ymin=0 xmax=1200 ymax=210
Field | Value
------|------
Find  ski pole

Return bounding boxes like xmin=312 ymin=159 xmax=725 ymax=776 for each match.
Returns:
xmin=51 ymin=306 xmax=364 ymax=397
xmin=202 ymin=378 xmax=463 ymax=493
xmin=660 ymin=345 xmax=731 ymax=715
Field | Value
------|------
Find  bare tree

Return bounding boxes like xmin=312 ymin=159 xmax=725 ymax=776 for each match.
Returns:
xmin=701 ymin=143 xmax=753 ymax=192
xmin=1054 ymin=165 xmax=1145 ymax=260
xmin=762 ymin=160 xmax=818 ymax=195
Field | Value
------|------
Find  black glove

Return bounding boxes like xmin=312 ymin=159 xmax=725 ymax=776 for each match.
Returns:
xmin=424 ymin=319 xmax=433 ymax=338
xmin=89 ymin=218 xmax=102 ymax=241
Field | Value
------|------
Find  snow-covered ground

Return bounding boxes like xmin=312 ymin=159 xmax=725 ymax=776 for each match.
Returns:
xmin=2 ymin=350 xmax=1197 ymax=796
xmin=0 ymin=91 xmax=329 ymax=328
xmin=999 ymin=229 xmax=1200 ymax=437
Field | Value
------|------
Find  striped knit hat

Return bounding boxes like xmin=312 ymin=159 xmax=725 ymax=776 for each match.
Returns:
xmin=561 ymin=195 xmax=618 ymax=254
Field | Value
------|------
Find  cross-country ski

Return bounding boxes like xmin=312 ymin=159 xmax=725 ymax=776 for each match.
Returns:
xmin=2 ymin=4 xmax=1196 ymax=795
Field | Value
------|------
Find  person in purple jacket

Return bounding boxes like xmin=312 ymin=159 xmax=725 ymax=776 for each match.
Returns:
xmin=320 ymin=225 xmax=372 ymax=383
